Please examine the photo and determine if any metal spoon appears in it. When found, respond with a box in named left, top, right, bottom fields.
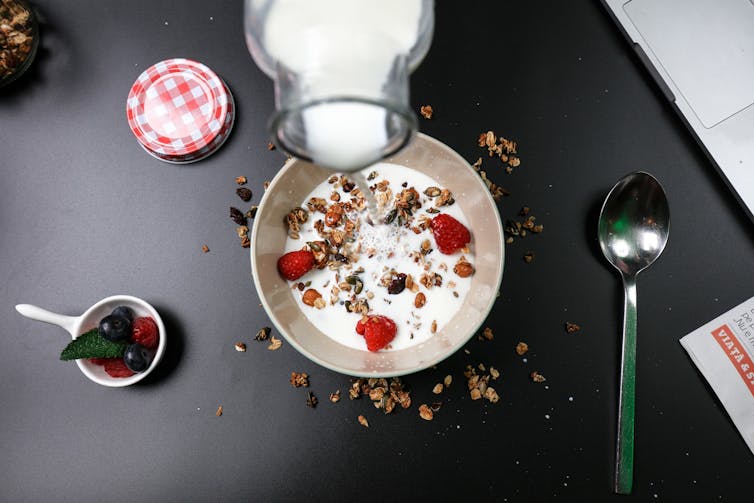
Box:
left=598, top=171, right=670, bottom=494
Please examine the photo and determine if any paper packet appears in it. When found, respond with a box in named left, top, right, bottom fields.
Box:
left=680, top=296, right=754, bottom=455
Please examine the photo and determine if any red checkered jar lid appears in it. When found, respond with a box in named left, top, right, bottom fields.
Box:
left=126, top=58, right=234, bottom=163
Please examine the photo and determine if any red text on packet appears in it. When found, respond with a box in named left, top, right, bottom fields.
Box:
left=711, top=324, right=754, bottom=398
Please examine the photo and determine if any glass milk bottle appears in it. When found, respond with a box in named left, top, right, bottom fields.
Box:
left=244, top=0, right=435, bottom=171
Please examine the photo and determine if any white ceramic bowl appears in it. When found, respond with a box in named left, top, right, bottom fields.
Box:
left=16, top=295, right=167, bottom=387
left=251, top=133, right=504, bottom=377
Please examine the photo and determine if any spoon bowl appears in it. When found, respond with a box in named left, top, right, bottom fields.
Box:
left=599, top=172, right=670, bottom=276
left=15, top=295, right=166, bottom=387
left=598, top=171, right=669, bottom=494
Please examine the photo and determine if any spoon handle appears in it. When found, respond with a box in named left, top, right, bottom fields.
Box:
left=15, top=304, right=79, bottom=337
left=615, top=275, right=637, bottom=494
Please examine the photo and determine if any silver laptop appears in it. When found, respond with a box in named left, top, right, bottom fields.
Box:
left=602, top=0, right=754, bottom=219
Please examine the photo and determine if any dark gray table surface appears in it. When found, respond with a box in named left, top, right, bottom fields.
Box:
left=2, top=1, right=754, bottom=501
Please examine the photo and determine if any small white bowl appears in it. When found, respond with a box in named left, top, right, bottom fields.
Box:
left=251, top=133, right=504, bottom=377
left=16, top=295, right=167, bottom=387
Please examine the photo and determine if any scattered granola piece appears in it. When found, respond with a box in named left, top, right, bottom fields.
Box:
left=236, top=225, right=248, bottom=238
left=236, top=187, right=252, bottom=202
left=418, top=404, right=434, bottom=421
left=484, top=386, right=500, bottom=403
left=241, top=235, right=251, bottom=248
left=215, top=405, right=223, bottom=417
left=531, top=371, right=546, bottom=383
left=523, top=251, right=534, bottom=263
left=201, top=244, right=210, bottom=253
left=267, top=142, right=276, bottom=150
left=329, top=390, right=341, bottom=403
left=420, top=105, right=433, bottom=119
left=235, top=176, right=247, bottom=185
left=357, top=415, right=369, bottom=428
left=246, top=206, right=258, bottom=219
left=516, top=341, right=529, bottom=355
left=444, top=375, right=452, bottom=388
left=255, top=326, right=271, bottom=341
left=263, top=181, right=270, bottom=190
left=290, top=372, right=309, bottom=388
left=432, top=383, right=443, bottom=394
left=482, top=327, right=494, bottom=341
left=470, top=388, right=482, bottom=400
left=490, top=367, right=500, bottom=380
left=306, top=391, right=318, bottom=408
left=431, top=320, right=437, bottom=334
left=565, top=322, right=581, bottom=334
left=234, top=342, right=247, bottom=352
left=267, top=335, right=282, bottom=351
left=230, top=206, right=247, bottom=226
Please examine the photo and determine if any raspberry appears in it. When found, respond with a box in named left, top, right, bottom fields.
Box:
left=89, top=357, right=115, bottom=366
left=430, top=214, right=471, bottom=254
left=104, top=358, right=135, bottom=378
left=355, top=315, right=397, bottom=352
left=277, top=249, right=315, bottom=281
left=131, top=316, right=159, bottom=349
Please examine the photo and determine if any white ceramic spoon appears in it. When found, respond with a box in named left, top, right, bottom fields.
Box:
left=16, top=295, right=166, bottom=387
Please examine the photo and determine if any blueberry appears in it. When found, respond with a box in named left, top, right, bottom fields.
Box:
left=98, top=314, right=131, bottom=342
left=111, top=305, right=134, bottom=321
left=123, top=343, right=151, bottom=373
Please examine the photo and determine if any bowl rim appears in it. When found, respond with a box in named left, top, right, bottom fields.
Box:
left=250, top=132, right=504, bottom=377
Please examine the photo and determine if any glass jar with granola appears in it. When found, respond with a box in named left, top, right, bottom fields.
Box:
left=0, top=0, right=38, bottom=88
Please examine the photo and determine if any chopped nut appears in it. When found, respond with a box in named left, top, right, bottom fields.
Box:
left=290, top=372, right=309, bottom=388
left=490, top=367, right=500, bottom=380
left=267, top=335, right=282, bottom=350
left=357, top=415, right=369, bottom=428
left=418, top=404, right=434, bottom=421
left=484, top=386, right=500, bottom=403
left=329, top=390, right=341, bottom=403
left=302, top=288, right=322, bottom=307
left=414, top=292, right=426, bottom=309
left=246, top=206, right=258, bottom=219
left=516, top=341, right=529, bottom=355
left=565, top=322, right=581, bottom=333
left=236, top=225, right=248, bottom=238
left=420, top=105, right=433, bottom=119
left=531, top=371, right=546, bottom=383
left=453, top=256, right=475, bottom=278
left=235, top=176, right=247, bottom=185
left=432, top=383, right=443, bottom=394
left=470, top=388, right=482, bottom=400
left=240, top=235, right=250, bottom=248
left=266, top=142, right=276, bottom=150
left=482, top=327, right=494, bottom=341
left=201, top=244, right=210, bottom=253
left=215, top=405, right=223, bottom=417
left=444, top=375, right=452, bottom=388
left=255, top=326, right=271, bottom=341
left=234, top=342, right=247, bottom=352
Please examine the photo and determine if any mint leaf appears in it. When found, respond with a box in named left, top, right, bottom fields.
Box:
left=60, top=328, right=127, bottom=361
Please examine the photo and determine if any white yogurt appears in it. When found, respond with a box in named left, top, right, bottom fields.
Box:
left=284, top=163, right=473, bottom=351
